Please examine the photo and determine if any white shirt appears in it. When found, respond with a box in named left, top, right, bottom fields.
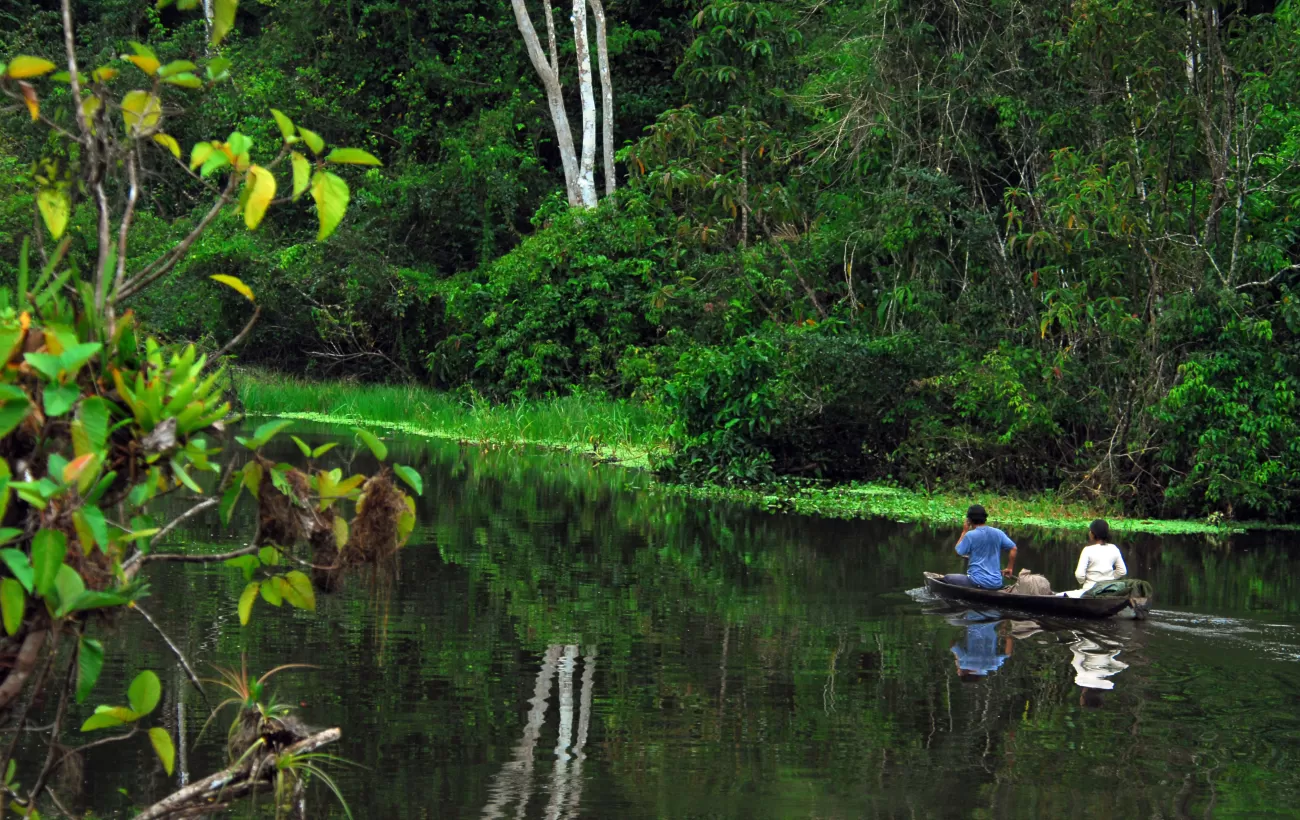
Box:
left=1074, top=543, right=1127, bottom=591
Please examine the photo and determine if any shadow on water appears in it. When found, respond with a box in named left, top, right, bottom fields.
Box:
left=72, top=429, right=1300, bottom=819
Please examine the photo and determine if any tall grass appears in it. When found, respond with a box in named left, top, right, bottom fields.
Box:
left=233, top=370, right=671, bottom=465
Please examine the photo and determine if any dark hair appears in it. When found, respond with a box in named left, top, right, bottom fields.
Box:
left=966, top=504, right=988, bottom=525
left=1080, top=688, right=1106, bottom=709
left=1089, top=519, right=1111, bottom=543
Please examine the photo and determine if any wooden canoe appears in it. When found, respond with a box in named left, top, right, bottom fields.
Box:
left=923, top=572, right=1135, bottom=619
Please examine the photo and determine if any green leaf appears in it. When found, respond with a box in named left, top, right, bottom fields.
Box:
left=0, top=549, right=33, bottom=593
left=76, top=638, right=104, bottom=703
left=281, top=571, right=315, bottom=611
left=0, top=530, right=20, bottom=547
left=30, top=529, right=65, bottom=598
left=223, top=554, right=259, bottom=582
left=0, top=386, right=30, bottom=439
left=121, top=90, right=161, bottom=135
left=290, top=436, right=312, bottom=458
left=290, top=152, right=310, bottom=201
left=238, top=581, right=259, bottom=625
left=127, top=670, right=161, bottom=716
left=205, top=56, right=232, bottom=83
left=52, top=564, right=86, bottom=617
left=212, top=0, right=238, bottom=45
left=311, top=442, right=337, bottom=459
left=298, top=126, right=324, bottom=155
left=78, top=397, right=110, bottom=451
left=219, top=481, right=242, bottom=526
left=270, top=109, right=295, bottom=141
left=43, top=384, right=79, bottom=418
left=353, top=428, right=387, bottom=462
left=23, top=353, right=62, bottom=381
left=325, top=147, right=382, bottom=166
left=162, top=72, right=203, bottom=89
left=257, top=545, right=281, bottom=566
left=158, top=59, right=197, bottom=78
left=76, top=505, right=109, bottom=551
left=65, top=589, right=134, bottom=613
left=252, top=419, right=293, bottom=448
left=149, top=727, right=176, bottom=776
left=0, top=579, right=25, bottom=636
left=260, top=577, right=283, bottom=606
left=80, top=710, right=129, bottom=732
left=310, top=170, right=349, bottom=241
left=393, top=464, right=423, bottom=496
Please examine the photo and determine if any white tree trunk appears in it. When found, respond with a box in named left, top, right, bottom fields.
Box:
left=510, top=0, right=583, bottom=206
left=588, top=0, right=615, bottom=197
left=571, top=0, right=599, bottom=207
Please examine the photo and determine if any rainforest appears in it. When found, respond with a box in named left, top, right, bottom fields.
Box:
left=1, top=0, right=1300, bottom=817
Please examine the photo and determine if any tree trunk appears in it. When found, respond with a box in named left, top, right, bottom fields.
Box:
left=572, top=0, right=599, bottom=207
left=510, top=0, right=582, bottom=206
left=588, top=0, right=615, bottom=197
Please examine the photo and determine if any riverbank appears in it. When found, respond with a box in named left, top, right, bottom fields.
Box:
left=234, top=372, right=1252, bottom=536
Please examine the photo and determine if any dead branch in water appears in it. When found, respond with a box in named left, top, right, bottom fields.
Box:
left=134, top=727, right=341, bottom=820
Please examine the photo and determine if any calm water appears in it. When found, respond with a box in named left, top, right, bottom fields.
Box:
left=76, top=431, right=1300, bottom=818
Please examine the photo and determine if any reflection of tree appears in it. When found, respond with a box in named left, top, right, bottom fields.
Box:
left=482, top=645, right=596, bottom=820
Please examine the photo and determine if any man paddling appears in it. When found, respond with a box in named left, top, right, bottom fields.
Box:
left=942, top=504, right=1017, bottom=589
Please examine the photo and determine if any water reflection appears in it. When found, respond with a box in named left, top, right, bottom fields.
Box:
left=482, top=645, right=596, bottom=820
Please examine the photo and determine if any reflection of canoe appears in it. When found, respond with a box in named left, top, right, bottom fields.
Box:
left=923, top=572, right=1135, bottom=619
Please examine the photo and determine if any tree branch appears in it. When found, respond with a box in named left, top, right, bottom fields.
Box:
left=208, top=306, right=262, bottom=365
left=133, top=605, right=206, bottom=699
left=115, top=175, right=238, bottom=302
left=133, top=728, right=342, bottom=820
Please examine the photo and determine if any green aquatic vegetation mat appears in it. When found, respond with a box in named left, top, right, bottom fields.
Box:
left=239, top=372, right=1295, bottom=535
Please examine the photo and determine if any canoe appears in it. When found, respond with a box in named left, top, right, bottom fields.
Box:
left=923, top=572, right=1136, bottom=619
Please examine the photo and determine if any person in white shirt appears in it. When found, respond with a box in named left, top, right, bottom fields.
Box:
left=1058, top=519, right=1126, bottom=599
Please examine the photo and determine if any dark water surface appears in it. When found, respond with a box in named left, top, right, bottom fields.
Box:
left=81, top=431, right=1300, bottom=818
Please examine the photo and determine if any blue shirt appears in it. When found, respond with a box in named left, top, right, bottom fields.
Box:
left=952, top=619, right=1009, bottom=676
left=956, top=526, right=1016, bottom=588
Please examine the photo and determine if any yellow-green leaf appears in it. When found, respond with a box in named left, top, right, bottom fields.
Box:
left=260, top=577, right=283, bottom=606
left=270, top=108, right=295, bottom=141
left=153, top=133, right=181, bottom=158
left=212, top=0, right=238, bottom=45
left=148, top=727, right=176, bottom=776
left=324, top=147, right=382, bottom=166
left=158, top=59, right=196, bottom=78
left=36, top=187, right=69, bottom=240
left=282, top=570, right=315, bottom=611
left=290, top=152, right=310, bottom=201
left=0, top=579, right=25, bottom=636
left=20, top=82, right=39, bottom=121
left=124, top=54, right=161, bottom=76
left=310, top=171, right=349, bottom=241
left=121, top=90, right=161, bottom=135
left=209, top=274, right=255, bottom=302
left=298, top=126, right=324, bottom=155
left=332, top=515, right=349, bottom=550
left=162, top=72, right=202, bottom=89
left=243, top=164, right=276, bottom=230
left=238, top=581, right=259, bottom=625
left=189, top=141, right=215, bottom=171
left=7, top=56, right=57, bottom=79
left=127, top=670, right=161, bottom=715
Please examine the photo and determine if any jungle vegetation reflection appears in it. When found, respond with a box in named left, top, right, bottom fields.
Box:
left=92, top=431, right=1300, bottom=819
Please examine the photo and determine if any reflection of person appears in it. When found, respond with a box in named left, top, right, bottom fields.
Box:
left=1069, top=632, right=1128, bottom=707
left=942, top=504, right=1017, bottom=589
left=951, top=612, right=1013, bottom=681
left=1059, top=519, right=1127, bottom=598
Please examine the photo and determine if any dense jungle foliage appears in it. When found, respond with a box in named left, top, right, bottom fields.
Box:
left=5, top=0, right=1300, bottom=521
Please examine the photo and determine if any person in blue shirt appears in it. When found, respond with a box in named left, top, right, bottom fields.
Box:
left=942, top=504, right=1017, bottom=589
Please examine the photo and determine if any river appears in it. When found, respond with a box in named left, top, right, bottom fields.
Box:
left=80, top=429, right=1300, bottom=818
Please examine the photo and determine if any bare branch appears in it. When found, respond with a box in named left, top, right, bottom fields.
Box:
left=149, top=497, right=220, bottom=550
left=208, top=306, right=262, bottom=364
left=133, top=605, right=207, bottom=699
left=116, top=175, right=239, bottom=302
